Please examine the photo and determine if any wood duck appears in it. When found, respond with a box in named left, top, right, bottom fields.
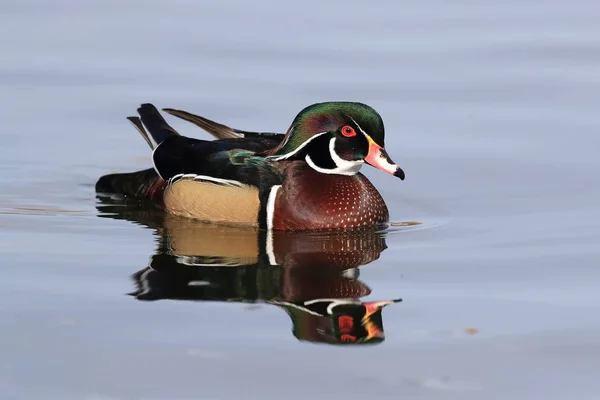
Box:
left=95, top=102, right=405, bottom=231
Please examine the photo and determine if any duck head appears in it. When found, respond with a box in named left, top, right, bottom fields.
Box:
left=267, top=102, right=405, bottom=179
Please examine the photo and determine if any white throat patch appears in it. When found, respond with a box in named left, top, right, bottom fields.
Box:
left=305, top=138, right=363, bottom=176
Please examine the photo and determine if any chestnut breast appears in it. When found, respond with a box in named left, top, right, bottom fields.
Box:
left=272, top=162, right=389, bottom=230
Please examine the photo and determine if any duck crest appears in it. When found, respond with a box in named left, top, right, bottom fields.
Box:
left=266, top=101, right=384, bottom=159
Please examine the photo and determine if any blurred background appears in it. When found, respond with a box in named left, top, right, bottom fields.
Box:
left=1, top=1, right=600, bottom=399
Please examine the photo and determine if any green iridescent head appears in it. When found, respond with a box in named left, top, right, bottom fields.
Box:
left=268, top=102, right=405, bottom=179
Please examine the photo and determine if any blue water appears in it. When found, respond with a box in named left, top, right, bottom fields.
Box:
left=1, top=1, right=600, bottom=399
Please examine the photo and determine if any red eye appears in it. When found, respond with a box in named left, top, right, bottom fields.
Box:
left=341, top=125, right=356, bottom=138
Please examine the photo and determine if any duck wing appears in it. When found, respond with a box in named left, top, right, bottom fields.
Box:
left=162, top=107, right=286, bottom=142
left=137, top=103, right=284, bottom=189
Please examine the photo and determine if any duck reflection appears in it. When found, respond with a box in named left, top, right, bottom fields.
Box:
left=97, top=195, right=401, bottom=345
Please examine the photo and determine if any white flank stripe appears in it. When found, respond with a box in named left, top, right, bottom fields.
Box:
left=266, top=185, right=281, bottom=265
left=266, top=185, right=282, bottom=230
left=349, top=116, right=369, bottom=139
left=266, top=229, right=277, bottom=265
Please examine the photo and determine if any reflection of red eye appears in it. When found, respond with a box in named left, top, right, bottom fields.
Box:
left=341, top=125, right=356, bottom=137
left=340, top=334, right=356, bottom=343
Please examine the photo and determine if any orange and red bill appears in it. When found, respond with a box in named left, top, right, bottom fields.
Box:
left=364, top=135, right=405, bottom=180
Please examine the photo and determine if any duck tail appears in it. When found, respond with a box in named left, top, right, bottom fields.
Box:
left=126, top=116, right=155, bottom=149
left=94, top=104, right=176, bottom=201
left=136, top=103, right=180, bottom=147
left=95, top=168, right=166, bottom=203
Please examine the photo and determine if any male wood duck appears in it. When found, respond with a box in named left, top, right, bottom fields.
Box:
left=95, top=102, right=405, bottom=231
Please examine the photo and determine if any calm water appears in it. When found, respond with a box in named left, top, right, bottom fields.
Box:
left=2, top=1, right=600, bottom=399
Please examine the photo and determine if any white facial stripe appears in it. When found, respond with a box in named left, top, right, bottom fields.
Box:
left=274, top=126, right=293, bottom=153
left=329, top=138, right=364, bottom=174
left=304, top=298, right=361, bottom=314
left=267, top=301, right=322, bottom=317
left=348, top=116, right=369, bottom=139
left=304, top=155, right=324, bottom=173
left=305, top=138, right=363, bottom=176
left=267, top=131, right=328, bottom=161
